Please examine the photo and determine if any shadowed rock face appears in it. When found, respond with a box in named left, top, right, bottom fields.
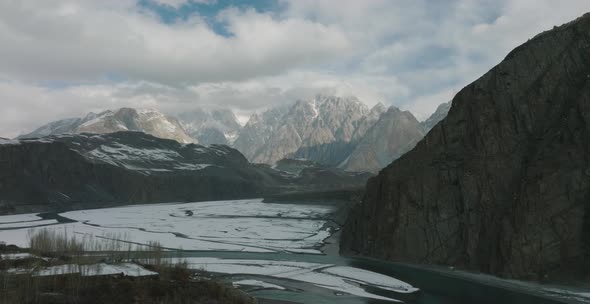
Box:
left=341, top=13, right=590, bottom=280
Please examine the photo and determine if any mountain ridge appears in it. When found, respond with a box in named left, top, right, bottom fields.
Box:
left=19, top=108, right=195, bottom=144
left=18, top=98, right=451, bottom=173
left=0, top=131, right=370, bottom=214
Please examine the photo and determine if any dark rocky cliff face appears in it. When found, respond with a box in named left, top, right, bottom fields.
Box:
left=341, top=13, right=590, bottom=281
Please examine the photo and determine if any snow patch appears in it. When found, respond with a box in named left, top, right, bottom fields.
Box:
left=0, top=219, right=57, bottom=229
left=233, top=280, right=286, bottom=290
left=1, top=253, right=46, bottom=261
left=176, top=257, right=413, bottom=302
left=0, top=199, right=334, bottom=254
left=33, top=263, right=157, bottom=277
left=92, top=144, right=181, bottom=162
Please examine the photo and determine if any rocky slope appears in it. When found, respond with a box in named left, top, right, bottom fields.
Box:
left=421, top=101, right=452, bottom=131
left=342, top=106, right=425, bottom=173
left=233, top=106, right=289, bottom=161
left=341, top=13, right=590, bottom=280
left=177, top=108, right=242, bottom=145
left=19, top=108, right=194, bottom=144
left=234, top=95, right=369, bottom=165
left=0, top=132, right=369, bottom=214
left=288, top=103, right=388, bottom=167
left=351, top=103, right=388, bottom=142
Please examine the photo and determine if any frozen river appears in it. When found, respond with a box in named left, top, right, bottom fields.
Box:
left=0, top=199, right=586, bottom=304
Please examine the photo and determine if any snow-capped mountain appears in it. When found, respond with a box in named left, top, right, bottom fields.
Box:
left=177, top=109, right=242, bottom=145
left=234, top=95, right=369, bottom=164
left=287, top=102, right=387, bottom=167
left=233, top=95, right=430, bottom=172
left=232, top=105, right=290, bottom=161
left=19, top=108, right=194, bottom=144
left=18, top=98, right=445, bottom=173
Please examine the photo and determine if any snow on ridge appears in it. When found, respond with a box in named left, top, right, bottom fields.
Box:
left=87, top=143, right=181, bottom=163
left=159, top=119, right=179, bottom=133
left=310, top=98, right=319, bottom=119
left=172, top=163, right=212, bottom=170
left=136, top=108, right=161, bottom=116
left=79, top=111, right=112, bottom=128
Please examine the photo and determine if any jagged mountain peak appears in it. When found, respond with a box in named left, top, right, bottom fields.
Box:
left=233, top=95, right=427, bottom=171
left=176, top=107, right=242, bottom=146
left=234, top=95, right=371, bottom=165
left=370, top=102, right=386, bottom=112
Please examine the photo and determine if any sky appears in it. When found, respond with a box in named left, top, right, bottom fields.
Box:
left=1, top=0, right=590, bottom=137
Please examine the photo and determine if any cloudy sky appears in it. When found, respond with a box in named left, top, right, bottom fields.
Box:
left=1, top=0, right=589, bottom=137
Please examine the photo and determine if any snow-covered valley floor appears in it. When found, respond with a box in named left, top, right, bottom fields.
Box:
left=0, top=199, right=334, bottom=254
left=0, top=199, right=418, bottom=303
left=2, top=199, right=584, bottom=304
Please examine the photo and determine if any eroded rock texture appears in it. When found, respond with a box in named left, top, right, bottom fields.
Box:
left=341, top=13, right=590, bottom=280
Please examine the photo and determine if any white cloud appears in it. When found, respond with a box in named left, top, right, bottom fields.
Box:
left=1, top=0, right=590, bottom=137
left=0, top=1, right=350, bottom=84
left=149, top=0, right=214, bottom=9
left=150, top=0, right=189, bottom=8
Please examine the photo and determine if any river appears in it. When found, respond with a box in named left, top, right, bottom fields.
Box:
left=0, top=199, right=586, bottom=304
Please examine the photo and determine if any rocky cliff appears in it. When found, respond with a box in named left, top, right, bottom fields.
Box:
left=341, top=13, right=590, bottom=281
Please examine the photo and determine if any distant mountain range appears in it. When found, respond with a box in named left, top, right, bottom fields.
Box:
left=235, top=95, right=450, bottom=172
left=16, top=96, right=451, bottom=173
left=235, top=95, right=370, bottom=165
left=19, top=108, right=195, bottom=144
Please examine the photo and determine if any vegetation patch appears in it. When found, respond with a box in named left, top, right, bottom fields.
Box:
left=0, top=230, right=255, bottom=304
